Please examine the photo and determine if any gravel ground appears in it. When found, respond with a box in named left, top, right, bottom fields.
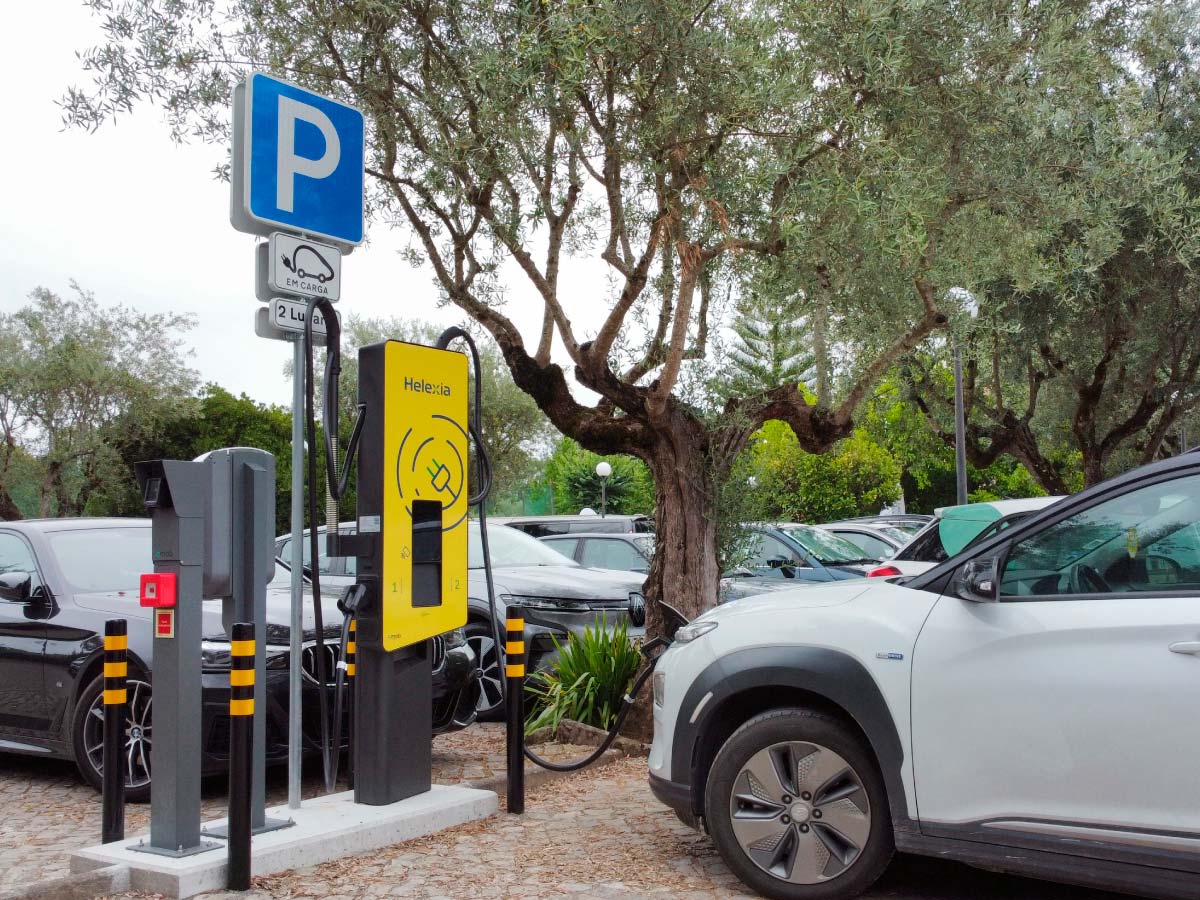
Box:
left=106, top=755, right=1129, bottom=900
left=0, top=725, right=1134, bottom=900
left=0, top=724, right=586, bottom=893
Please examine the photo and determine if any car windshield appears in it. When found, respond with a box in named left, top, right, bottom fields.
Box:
left=47, top=527, right=151, bottom=593
left=634, top=535, right=655, bottom=556
left=778, top=524, right=877, bottom=564
left=468, top=523, right=577, bottom=568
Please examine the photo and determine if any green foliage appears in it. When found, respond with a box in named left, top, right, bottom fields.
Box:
left=724, top=292, right=815, bottom=399
left=543, top=438, right=654, bottom=516
left=114, top=385, right=297, bottom=530
left=525, top=617, right=642, bottom=735
left=749, top=425, right=901, bottom=524
left=0, top=285, right=198, bottom=518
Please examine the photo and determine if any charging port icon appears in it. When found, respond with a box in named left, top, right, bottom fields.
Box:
left=426, top=458, right=451, bottom=493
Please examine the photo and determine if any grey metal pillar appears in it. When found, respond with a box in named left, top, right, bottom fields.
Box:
left=217, top=449, right=282, bottom=832
left=953, top=336, right=968, bottom=506
left=136, top=460, right=216, bottom=857
left=289, top=335, right=305, bottom=810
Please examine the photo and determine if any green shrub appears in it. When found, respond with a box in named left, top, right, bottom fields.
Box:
left=525, top=617, right=641, bottom=735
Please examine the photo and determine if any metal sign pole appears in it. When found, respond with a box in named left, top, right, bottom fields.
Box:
left=288, top=333, right=305, bottom=810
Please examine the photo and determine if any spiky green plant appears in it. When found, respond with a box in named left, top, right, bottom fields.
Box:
left=525, top=616, right=641, bottom=735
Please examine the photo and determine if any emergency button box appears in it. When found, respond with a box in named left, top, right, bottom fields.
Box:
left=140, top=572, right=178, bottom=608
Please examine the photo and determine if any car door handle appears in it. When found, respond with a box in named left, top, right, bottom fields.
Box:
left=1168, top=641, right=1200, bottom=656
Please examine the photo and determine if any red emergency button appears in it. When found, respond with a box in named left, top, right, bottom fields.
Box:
left=140, top=573, right=177, bottom=608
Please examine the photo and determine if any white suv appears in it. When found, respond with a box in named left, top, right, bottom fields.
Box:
left=650, top=453, right=1200, bottom=900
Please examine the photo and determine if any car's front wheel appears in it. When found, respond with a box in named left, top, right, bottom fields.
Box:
left=705, top=708, right=892, bottom=900
left=464, top=620, right=505, bottom=720
left=72, top=674, right=153, bottom=802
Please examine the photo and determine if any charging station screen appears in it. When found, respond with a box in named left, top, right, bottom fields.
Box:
left=381, top=341, right=469, bottom=650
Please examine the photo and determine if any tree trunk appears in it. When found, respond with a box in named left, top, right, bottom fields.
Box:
left=642, top=428, right=721, bottom=638
left=39, top=461, right=62, bottom=518
left=1007, top=422, right=1071, bottom=496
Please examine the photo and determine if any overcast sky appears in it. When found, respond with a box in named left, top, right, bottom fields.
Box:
left=2, top=0, right=612, bottom=410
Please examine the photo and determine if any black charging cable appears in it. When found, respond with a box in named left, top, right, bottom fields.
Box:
left=434, top=327, right=503, bottom=699
left=303, top=295, right=366, bottom=793
left=431, top=326, right=666, bottom=773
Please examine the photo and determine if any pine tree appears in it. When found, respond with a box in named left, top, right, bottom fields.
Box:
left=727, top=294, right=816, bottom=397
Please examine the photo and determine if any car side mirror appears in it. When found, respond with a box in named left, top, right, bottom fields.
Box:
left=0, top=572, right=32, bottom=603
left=954, top=555, right=1000, bottom=603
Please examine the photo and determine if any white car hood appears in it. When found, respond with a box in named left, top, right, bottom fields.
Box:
left=696, top=580, right=873, bottom=623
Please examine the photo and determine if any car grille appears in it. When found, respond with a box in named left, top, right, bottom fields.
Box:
left=302, top=637, right=446, bottom=682
left=301, top=642, right=341, bottom=687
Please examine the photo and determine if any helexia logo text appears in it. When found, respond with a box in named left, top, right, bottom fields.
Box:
left=404, top=377, right=451, bottom=396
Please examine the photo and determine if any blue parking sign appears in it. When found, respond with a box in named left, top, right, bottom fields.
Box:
left=231, top=73, right=364, bottom=247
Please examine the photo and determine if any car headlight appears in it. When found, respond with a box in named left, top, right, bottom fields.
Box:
left=201, top=640, right=289, bottom=671
left=501, top=593, right=591, bottom=612
left=653, top=670, right=665, bottom=707
left=673, top=620, right=718, bottom=644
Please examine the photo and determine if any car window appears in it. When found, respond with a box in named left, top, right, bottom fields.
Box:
left=894, top=521, right=946, bottom=563
left=469, top=524, right=577, bottom=568
left=276, top=536, right=334, bottom=574
left=745, top=533, right=805, bottom=572
left=835, top=531, right=892, bottom=559
left=633, top=519, right=654, bottom=533
left=0, top=533, right=41, bottom=592
left=46, top=527, right=149, bottom=593
left=570, top=519, right=626, bottom=534
left=542, top=537, right=580, bottom=561
left=581, top=538, right=648, bottom=573
left=1000, top=474, right=1200, bottom=597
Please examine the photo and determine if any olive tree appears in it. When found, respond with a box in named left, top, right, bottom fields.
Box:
left=66, top=0, right=1146, bottom=625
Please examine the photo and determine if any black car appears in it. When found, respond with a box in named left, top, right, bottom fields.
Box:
left=0, top=518, right=478, bottom=800
left=278, top=522, right=646, bottom=718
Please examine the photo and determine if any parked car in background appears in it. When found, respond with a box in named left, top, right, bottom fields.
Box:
left=0, top=518, right=471, bottom=802
left=868, top=496, right=1063, bottom=579
left=541, top=532, right=654, bottom=573
left=828, top=514, right=931, bottom=538
left=278, top=522, right=646, bottom=718
left=650, top=452, right=1200, bottom=900
left=818, top=522, right=908, bottom=560
left=493, top=513, right=653, bottom=537
left=728, top=524, right=874, bottom=584
left=540, top=532, right=796, bottom=604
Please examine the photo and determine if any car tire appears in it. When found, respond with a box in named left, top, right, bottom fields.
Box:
left=464, top=620, right=505, bottom=721
left=72, top=674, right=154, bottom=803
left=705, top=708, right=893, bottom=900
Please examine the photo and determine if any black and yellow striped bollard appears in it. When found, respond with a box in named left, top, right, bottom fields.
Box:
left=102, top=619, right=127, bottom=844
left=228, top=623, right=255, bottom=891
left=505, top=606, right=525, bottom=814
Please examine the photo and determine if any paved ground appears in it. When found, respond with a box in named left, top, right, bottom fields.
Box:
left=86, top=753, right=1130, bottom=900
left=0, top=724, right=587, bottom=893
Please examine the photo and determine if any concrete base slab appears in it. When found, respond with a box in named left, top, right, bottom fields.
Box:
left=70, top=785, right=498, bottom=898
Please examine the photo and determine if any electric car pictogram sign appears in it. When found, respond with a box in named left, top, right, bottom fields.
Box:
left=381, top=341, right=469, bottom=651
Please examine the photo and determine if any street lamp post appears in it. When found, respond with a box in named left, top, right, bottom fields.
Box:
left=595, top=461, right=612, bottom=517
left=952, top=292, right=979, bottom=506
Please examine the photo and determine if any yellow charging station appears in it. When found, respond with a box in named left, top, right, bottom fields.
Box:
left=377, top=341, right=469, bottom=650
left=352, top=338, right=470, bottom=803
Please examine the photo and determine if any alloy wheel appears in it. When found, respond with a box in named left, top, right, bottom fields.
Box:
left=84, top=678, right=153, bottom=789
left=465, top=630, right=503, bottom=715
left=728, top=740, right=871, bottom=884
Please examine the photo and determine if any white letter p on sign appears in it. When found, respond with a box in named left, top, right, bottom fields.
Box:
left=276, top=96, right=341, bottom=212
